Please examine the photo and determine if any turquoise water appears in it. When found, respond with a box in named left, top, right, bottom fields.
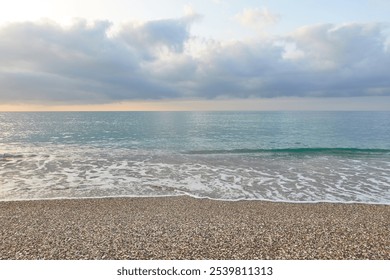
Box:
left=1, top=111, right=389, bottom=203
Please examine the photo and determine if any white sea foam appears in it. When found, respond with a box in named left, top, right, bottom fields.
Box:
left=1, top=144, right=390, bottom=204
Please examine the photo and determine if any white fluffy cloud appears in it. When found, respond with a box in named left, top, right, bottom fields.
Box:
left=0, top=17, right=389, bottom=104
left=235, top=7, right=280, bottom=31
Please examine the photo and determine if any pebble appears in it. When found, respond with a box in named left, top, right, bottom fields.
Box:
left=0, top=196, right=389, bottom=259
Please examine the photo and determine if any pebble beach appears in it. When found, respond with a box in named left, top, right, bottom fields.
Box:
left=0, top=196, right=389, bottom=259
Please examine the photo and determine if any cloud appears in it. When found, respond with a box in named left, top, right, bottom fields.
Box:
left=234, top=7, right=280, bottom=31
left=0, top=17, right=389, bottom=104
left=179, top=23, right=390, bottom=99
left=117, top=11, right=201, bottom=57
left=0, top=18, right=192, bottom=103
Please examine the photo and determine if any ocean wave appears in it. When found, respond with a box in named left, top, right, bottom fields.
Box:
left=185, top=148, right=390, bottom=156
left=1, top=147, right=390, bottom=204
left=0, top=153, right=24, bottom=159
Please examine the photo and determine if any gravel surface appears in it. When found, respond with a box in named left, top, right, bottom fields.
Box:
left=0, top=196, right=389, bottom=259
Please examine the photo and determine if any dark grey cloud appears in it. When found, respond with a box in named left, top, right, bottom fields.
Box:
left=0, top=18, right=184, bottom=103
left=188, top=23, right=390, bottom=98
left=118, top=13, right=201, bottom=57
left=0, top=18, right=389, bottom=104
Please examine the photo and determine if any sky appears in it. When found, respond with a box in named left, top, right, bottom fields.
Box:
left=0, top=0, right=390, bottom=111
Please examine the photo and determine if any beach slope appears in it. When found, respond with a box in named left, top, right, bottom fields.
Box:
left=0, top=196, right=388, bottom=259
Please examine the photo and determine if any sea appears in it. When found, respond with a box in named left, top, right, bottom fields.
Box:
left=0, top=111, right=389, bottom=204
